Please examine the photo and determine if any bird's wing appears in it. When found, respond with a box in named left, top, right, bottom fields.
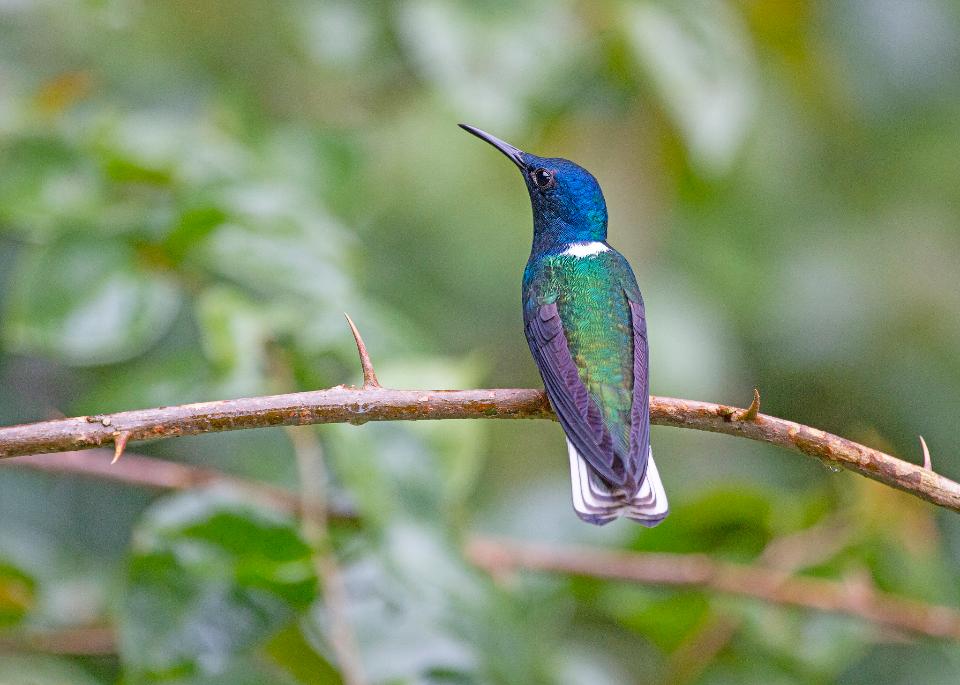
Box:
left=624, top=292, right=651, bottom=486
left=525, top=301, right=627, bottom=487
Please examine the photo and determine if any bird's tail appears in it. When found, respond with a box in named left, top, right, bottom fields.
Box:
left=566, top=440, right=669, bottom=526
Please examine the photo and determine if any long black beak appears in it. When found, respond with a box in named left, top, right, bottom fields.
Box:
left=459, top=124, right=526, bottom=170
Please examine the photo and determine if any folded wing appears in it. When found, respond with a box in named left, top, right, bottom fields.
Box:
left=525, top=293, right=667, bottom=525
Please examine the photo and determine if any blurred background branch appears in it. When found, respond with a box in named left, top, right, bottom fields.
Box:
left=0, top=626, right=116, bottom=657
left=465, top=538, right=960, bottom=642
left=6, top=448, right=960, bottom=648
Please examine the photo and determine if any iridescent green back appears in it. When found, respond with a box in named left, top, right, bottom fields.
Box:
left=524, top=250, right=636, bottom=454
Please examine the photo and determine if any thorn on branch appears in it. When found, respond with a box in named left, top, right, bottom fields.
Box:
left=735, top=388, right=761, bottom=422
left=919, top=435, right=933, bottom=471
left=111, top=431, right=130, bottom=464
left=344, top=313, right=381, bottom=389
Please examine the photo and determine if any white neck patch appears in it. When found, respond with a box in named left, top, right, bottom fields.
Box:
left=561, top=241, right=610, bottom=258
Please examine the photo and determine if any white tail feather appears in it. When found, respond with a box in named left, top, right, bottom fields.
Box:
left=566, top=440, right=669, bottom=526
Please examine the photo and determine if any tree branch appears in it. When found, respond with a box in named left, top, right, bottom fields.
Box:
left=465, top=537, right=960, bottom=642
left=667, top=513, right=856, bottom=683
left=8, top=449, right=355, bottom=522
left=0, top=626, right=115, bottom=656
left=0, top=321, right=956, bottom=514
left=7, top=450, right=960, bottom=644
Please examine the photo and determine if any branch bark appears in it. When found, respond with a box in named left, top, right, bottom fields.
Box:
left=0, top=320, right=956, bottom=513
left=0, top=389, right=956, bottom=513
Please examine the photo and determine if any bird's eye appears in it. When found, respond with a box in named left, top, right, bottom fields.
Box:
left=531, top=167, right=555, bottom=189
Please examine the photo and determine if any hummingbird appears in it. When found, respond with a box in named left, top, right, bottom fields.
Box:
left=461, top=124, right=668, bottom=526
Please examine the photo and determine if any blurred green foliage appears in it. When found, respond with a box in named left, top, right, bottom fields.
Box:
left=2, top=0, right=960, bottom=683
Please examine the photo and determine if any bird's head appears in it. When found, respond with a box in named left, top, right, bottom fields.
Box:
left=460, top=124, right=608, bottom=248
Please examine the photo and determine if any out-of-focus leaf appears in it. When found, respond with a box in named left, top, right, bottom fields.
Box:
left=600, top=587, right=709, bottom=651
left=197, top=185, right=351, bottom=307
left=0, top=560, right=35, bottom=627
left=696, top=654, right=804, bottom=685
left=739, top=609, right=869, bottom=680
left=0, top=135, right=96, bottom=238
left=837, top=642, right=960, bottom=685
left=4, top=238, right=181, bottom=365
left=308, top=542, right=477, bottom=682
left=163, top=206, right=228, bottom=264
left=101, top=154, right=173, bottom=186
left=99, top=114, right=246, bottom=188
left=554, top=644, right=633, bottom=685
left=630, top=488, right=774, bottom=558
left=306, top=523, right=554, bottom=684
left=264, top=623, right=341, bottom=685
left=0, top=655, right=104, bottom=685
left=645, top=269, right=744, bottom=400
left=379, top=357, right=487, bottom=517
left=395, top=0, right=582, bottom=128
left=124, top=656, right=302, bottom=685
left=117, top=488, right=317, bottom=681
left=195, top=286, right=269, bottom=397
left=76, top=339, right=212, bottom=412
left=624, top=0, right=757, bottom=176
left=824, top=0, right=960, bottom=118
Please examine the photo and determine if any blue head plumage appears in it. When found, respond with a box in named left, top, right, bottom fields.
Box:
left=459, top=124, right=608, bottom=253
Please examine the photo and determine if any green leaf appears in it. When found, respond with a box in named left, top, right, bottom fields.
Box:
left=164, top=207, right=228, bottom=264
left=623, top=0, right=757, bottom=176
left=305, top=523, right=554, bottom=684
left=836, top=642, right=960, bottom=685
left=0, top=560, right=35, bottom=627
left=3, top=237, right=181, bottom=365
left=0, top=655, right=104, bottom=685
left=118, top=488, right=317, bottom=681
left=196, top=202, right=350, bottom=308
left=0, top=135, right=95, bottom=239
left=375, top=357, right=487, bottom=515
left=631, top=488, right=774, bottom=558
left=302, top=532, right=478, bottom=682
left=394, top=1, right=581, bottom=127
left=264, top=623, right=342, bottom=685
left=75, top=340, right=212, bottom=412
left=599, top=587, right=710, bottom=651
left=195, top=286, right=270, bottom=397
left=121, top=657, right=302, bottom=685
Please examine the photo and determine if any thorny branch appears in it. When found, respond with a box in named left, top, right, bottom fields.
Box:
left=6, top=450, right=960, bottom=644
left=0, top=318, right=956, bottom=515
